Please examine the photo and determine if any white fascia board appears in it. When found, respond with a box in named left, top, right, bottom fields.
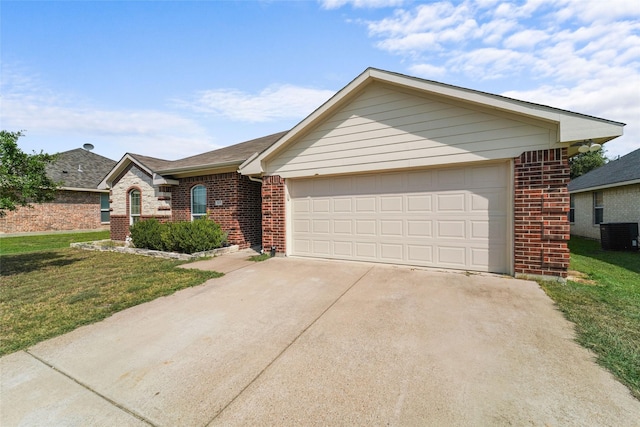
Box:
left=569, top=179, right=640, bottom=194
left=239, top=70, right=372, bottom=175
left=239, top=68, right=626, bottom=175
left=98, top=154, right=154, bottom=189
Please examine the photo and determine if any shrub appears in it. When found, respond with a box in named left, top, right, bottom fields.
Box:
left=129, top=218, right=165, bottom=251
left=161, top=219, right=227, bottom=254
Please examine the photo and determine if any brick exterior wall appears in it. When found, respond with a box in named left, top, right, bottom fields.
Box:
left=571, top=184, right=640, bottom=240
left=262, top=175, right=286, bottom=254
left=110, top=168, right=261, bottom=248
left=171, top=173, right=262, bottom=249
left=514, top=148, right=570, bottom=279
left=0, top=190, right=109, bottom=233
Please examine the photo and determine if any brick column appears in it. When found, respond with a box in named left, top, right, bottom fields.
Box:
left=262, top=175, right=286, bottom=254
left=514, top=148, right=570, bottom=280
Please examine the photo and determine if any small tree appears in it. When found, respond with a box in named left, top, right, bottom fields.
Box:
left=0, top=130, right=59, bottom=217
left=570, top=149, right=608, bottom=179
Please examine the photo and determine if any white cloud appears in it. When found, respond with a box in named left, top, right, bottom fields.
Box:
left=409, top=63, right=447, bottom=78
left=176, top=84, right=336, bottom=122
left=319, top=0, right=404, bottom=9
left=1, top=66, right=216, bottom=160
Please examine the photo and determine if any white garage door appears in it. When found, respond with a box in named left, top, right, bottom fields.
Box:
left=289, top=163, right=509, bottom=273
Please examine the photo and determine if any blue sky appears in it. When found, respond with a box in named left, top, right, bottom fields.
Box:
left=2, top=0, right=639, bottom=162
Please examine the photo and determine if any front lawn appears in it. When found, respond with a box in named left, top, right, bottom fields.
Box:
left=0, top=230, right=110, bottom=255
left=540, top=236, right=640, bottom=400
left=0, top=244, right=221, bottom=356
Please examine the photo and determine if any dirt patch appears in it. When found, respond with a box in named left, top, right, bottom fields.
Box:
left=567, top=270, right=598, bottom=285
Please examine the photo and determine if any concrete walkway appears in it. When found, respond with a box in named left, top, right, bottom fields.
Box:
left=2, top=256, right=639, bottom=426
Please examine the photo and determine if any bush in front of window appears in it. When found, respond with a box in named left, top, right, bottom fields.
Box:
left=161, top=220, right=227, bottom=254
left=129, top=218, right=227, bottom=254
left=129, top=218, right=165, bottom=251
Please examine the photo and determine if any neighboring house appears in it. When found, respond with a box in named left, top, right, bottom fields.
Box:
left=568, top=148, right=640, bottom=240
left=102, top=68, right=624, bottom=280
left=99, top=132, right=286, bottom=249
left=0, top=148, right=116, bottom=234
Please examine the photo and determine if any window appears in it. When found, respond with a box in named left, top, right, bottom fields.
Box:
left=100, top=193, right=110, bottom=223
left=568, top=194, right=575, bottom=223
left=593, top=191, right=604, bottom=225
left=130, top=189, right=141, bottom=225
left=191, top=185, right=207, bottom=220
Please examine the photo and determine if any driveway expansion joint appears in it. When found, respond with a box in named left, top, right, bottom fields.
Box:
left=206, top=265, right=375, bottom=425
left=24, top=350, right=156, bottom=427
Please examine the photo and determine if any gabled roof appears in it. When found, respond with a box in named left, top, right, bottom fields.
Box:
left=47, top=148, right=116, bottom=191
left=99, top=132, right=285, bottom=189
left=568, top=148, right=640, bottom=193
left=240, top=67, right=625, bottom=176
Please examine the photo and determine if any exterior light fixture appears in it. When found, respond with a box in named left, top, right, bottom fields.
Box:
left=577, top=139, right=601, bottom=153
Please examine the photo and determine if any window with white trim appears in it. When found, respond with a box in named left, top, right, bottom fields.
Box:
left=130, top=189, right=141, bottom=225
left=568, top=194, right=575, bottom=223
left=191, top=185, right=207, bottom=220
left=593, top=191, right=604, bottom=225
left=100, top=193, right=110, bottom=223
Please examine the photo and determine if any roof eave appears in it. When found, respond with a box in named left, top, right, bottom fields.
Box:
left=569, top=179, right=640, bottom=194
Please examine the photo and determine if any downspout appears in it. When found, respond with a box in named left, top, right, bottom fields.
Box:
left=247, top=175, right=263, bottom=183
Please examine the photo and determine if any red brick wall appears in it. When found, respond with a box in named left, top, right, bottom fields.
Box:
left=514, top=148, right=570, bottom=279
left=262, top=175, right=286, bottom=254
left=171, top=173, right=262, bottom=249
left=110, top=215, right=129, bottom=241
left=0, top=190, right=109, bottom=233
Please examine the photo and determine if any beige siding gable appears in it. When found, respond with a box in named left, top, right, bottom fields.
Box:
left=265, top=82, right=557, bottom=178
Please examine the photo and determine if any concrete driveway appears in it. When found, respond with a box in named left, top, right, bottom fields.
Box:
left=2, top=256, right=639, bottom=426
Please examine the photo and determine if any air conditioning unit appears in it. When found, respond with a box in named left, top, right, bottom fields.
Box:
left=600, top=222, right=639, bottom=251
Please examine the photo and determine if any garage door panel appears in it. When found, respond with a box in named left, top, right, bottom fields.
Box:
left=289, top=163, right=508, bottom=273
left=438, top=246, right=466, bottom=267
left=437, top=193, right=466, bottom=212
left=380, top=220, right=403, bottom=237
left=407, top=220, right=432, bottom=237
left=380, top=243, right=403, bottom=261
left=333, top=241, right=353, bottom=257
left=312, top=219, right=330, bottom=234
left=333, top=219, right=352, bottom=234
left=437, top=221, right=466, bottom=238
left=355, top=242, right=377, bottom=258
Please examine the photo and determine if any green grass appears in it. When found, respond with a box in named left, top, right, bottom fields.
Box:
left=248, top=253, right=271, bottom=262
left=0, top=246, right=222, bottom=356
left=540, top=236, right=640, bottom=400
left=0, top=230, right=110, bottom=255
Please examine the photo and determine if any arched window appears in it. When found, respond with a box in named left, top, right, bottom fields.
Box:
left=191, top=185, right=207, bottom=220
left=129, top=189, right=141, bottom=225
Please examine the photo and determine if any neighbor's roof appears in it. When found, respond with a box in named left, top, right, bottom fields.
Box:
left=569, top=148, right=640, bottom=193
left=47, top=148, right=116, bottom=191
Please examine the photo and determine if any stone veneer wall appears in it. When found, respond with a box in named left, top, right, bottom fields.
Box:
left=110, top=163, right=171, bottom=241
left=0, top=190, right=109, bottom=233
left=514, top=148, right=570, bottom=280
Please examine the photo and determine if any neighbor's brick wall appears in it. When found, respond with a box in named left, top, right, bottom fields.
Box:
left=0, top=190, right=109, bottom=234
left=570, top=183, right=640, bottom=240
left=514, top=148, right=570, bottom=279
left=262, top=175, right=286, bottom=254
left=172, top=173, right=262, bottom=249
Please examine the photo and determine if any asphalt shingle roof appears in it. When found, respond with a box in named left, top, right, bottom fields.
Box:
left=568, top=148, right=640, bottom=192
left=126, top=131, right=287, bottom=174
left=47, top=148, right=117, bottom=190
